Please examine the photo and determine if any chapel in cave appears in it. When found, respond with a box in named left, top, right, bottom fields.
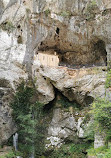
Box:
left=34, top=51, right=59, bottom=67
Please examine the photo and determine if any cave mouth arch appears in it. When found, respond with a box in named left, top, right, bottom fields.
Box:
left=36, top=38, right=107, bottom=69
left=91, top=39, right=107, bottom=66
left=57, top=39, right=107, bottom=69
left=84, top=96, right=94, bottom=106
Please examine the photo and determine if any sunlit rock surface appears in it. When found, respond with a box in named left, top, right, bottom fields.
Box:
left=38, top=66, right=106, bottom=105
left=46, top=108, right=85, bottom=148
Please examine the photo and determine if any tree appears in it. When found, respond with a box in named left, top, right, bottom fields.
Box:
left=11, top=81, right=45, bottom=157
left=91, top=97, right=111, bottom=143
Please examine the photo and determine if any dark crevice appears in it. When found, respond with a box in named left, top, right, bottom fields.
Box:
left=43, top=99, right=55, bottom=112
left=43, top=87, right=57, bottom=112
left=56, top=27, right=60, bottom=35
left=84, top=96, right=94, bottom=106
left=43, top=86, right=81, bottom=112
left=17, top=25, right=21, bottom=29
left=55, top=87, right=81, bottom=109
left=91, top=40, right=107, bottom=66
left=17, top=35, right=23, bottom=44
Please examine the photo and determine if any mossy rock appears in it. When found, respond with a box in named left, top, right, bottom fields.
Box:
left=44, top=9, right=51, bottom=17
left=17, top=35, right=23, bottom=44
left=0, top=79, right=11, bottom=88
left=0, top=21, right=15, bottom=32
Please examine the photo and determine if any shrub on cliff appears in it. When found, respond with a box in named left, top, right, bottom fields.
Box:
left=0, top=21, right=15, bottom=32
left=91, top=97, right=111, bottom=142
left=105, top=69, right=111, bottom=88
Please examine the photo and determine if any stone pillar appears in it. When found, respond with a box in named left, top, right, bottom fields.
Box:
left=94, top=131, right=106, bottom=148
left=106, top=44, right=111, bottom=67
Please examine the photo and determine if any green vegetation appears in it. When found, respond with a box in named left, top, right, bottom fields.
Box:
left=87, top=144, right=111, bottom=158
left=91, top=97, right=111, bottom=141
left=83, top=120, right=95, bottom=142
left=83, top=97, right=111, bottom=145
left=105, top=69, right=111, bottom=88
left=84, top=97, right=111, bottom=157
left=10, top=81, right=45, bottom=157
left=57, top=96, right=79, bottom=109
left=44, top=9, right=51, bottom=17
left=85, top=0, right=98, bottom=21
left=26, top=8, right=31, bottom=14
left=48, top=142, right=92, bottom=158
left=107, top=61, right=111, bottom=70
left=87, top=145, right=108, bottom=157
left=0, top=21, right=15, bottom=32
left=0, top=151, right=15, bottom=158
left=58, top=99, right=79, bottom=108
left=8, top=76, right=111, bottom=158
left=0, top=150, right=22, bottom=158
left=60, top=11, right=72, bottom=17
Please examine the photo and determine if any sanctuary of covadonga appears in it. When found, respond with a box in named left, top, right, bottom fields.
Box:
left=34, top=51, right=59, bottom=67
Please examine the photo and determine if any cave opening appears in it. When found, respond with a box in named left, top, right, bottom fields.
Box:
left=17, top=35, right=23, bottom=44
left=17, top=25, right=21, bottom=29
left=58, top=39, right=107, bottom=68
left=84, top=96, right=94, bottom=106
left=92, top=40, right=107, bottom=66
left=56, top=27, right=60, bottom=35
left=37, top=37, right=107, bottom=69
left=43, top=99, right=55, bottom=113
left=43, top=88, right=81, bottom=113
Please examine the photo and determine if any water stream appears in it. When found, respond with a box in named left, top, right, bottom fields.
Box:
left=13, top=133, right=18, bottom=151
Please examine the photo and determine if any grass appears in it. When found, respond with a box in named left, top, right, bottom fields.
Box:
left=60, top=11, right=72, bottom=17
left=87, top=146, right=108, bottom=156
left=0, top=150, right=23, bottom=158
left=0, top=151, right=15, bottom=158
left=105, top=69, right=111, bottom=88
left=87, top=143, right=111, bottom=158
left=44, top=9, right=51, bottom=17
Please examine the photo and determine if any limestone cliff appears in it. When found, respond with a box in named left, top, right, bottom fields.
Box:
left=0, top=0, right=111, bottom=148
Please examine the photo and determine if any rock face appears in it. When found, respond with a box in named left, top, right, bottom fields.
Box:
left=32, top=0, right=111, bottom=67
left=0, top=0, right=4, bottom=16
left=46, top=108, right=84, bottom=148
left=0, top=0, right=110, bottom=147
left=0, top=80, right=16, bottom=145
left=38, top=66, right=106, bottom=105
left=94, top=132, right=106, bottom=149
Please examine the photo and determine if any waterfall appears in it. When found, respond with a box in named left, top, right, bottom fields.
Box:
left=30, top=153, right=34, bottom=158
left=13, top=133, right=18, bottom=151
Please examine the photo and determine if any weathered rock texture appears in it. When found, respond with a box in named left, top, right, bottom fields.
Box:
left=0, top=0, right=111, bottom=147
left=46, top=108, right=84, bottom=148
left=0, top=80, right=16, bottom=145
